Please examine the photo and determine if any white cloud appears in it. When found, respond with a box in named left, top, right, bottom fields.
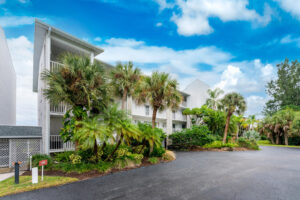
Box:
left=274, top=0, right=300, bottom=20
left=154, top=0, right=174, bottom=10
left=0, top=16, right=34, bottom=27
left=156, top=22, right=163, bottom=27
left=280, top=35, right=300, bottom=47
left=7, top=36, right=37, bottom=126
left=158, top=0, right=272, bottom=36
left=245, top=95, right=267, bottom=118
left=18, top=0, right=30, bottom=3
left=94, top=37, right=102, bottom=42
left=0, top=0, right=5, bottom=4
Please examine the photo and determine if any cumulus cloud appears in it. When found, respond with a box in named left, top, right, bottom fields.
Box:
left=245, top=95, right=267, bottom=118
left=0, top=16, right=35, bottom=27
left=274, top=0, right=300, bottom=20
left=7, top=36, right=37, bottom=126
left=157, top=0, right=272, bottom=36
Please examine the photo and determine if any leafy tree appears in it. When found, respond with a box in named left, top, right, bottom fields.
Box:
left=220, top=92, right=246, bottom=143
left=206, top=88, right=224, bottom=110
left=264, top=59, right=300, bottom=115
left=135, top=71, right=182, bottom=128
left=246, top=115, right=258, bottom=131
left=110, top=62, right=141, bottom=110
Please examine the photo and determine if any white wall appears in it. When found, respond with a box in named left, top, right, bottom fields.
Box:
left=0, top=27, right=16, bottom=125
left=184, top=79, right=210, bottom=109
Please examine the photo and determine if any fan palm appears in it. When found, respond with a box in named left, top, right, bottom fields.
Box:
left=206, top=88, right=224, bottom=110
left=74, top=117, right=110, bottom=162
left=110, top=62, right=141, bottom=110
left=42, top=53, right=109, bottom=113
left=135, top=71, right=182, bottom=128
left=137, top=123, right=162, bottom=155
left=220, top=92, right=246, bottom=143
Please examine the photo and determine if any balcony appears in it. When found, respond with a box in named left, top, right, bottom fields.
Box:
left=50, top=102, right=67, bottom=115
left=172, top=112, right=187, bottom=121
left=50, top=61, right=64, bottom=72
left=49, top=135, right=75, bottom=153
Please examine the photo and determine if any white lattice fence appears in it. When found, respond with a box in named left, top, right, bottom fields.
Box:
left=9, top=138, right=41, bottom=168
left=0, top=139, right=9, bottom=167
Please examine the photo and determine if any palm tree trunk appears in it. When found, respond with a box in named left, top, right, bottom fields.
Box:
left=121, top=89, right=128, bottom=110
left=269, top=133, right=275, bottom=144
left=284, top=133, right=289, bottom=145
left=223, top=113, right=231, bottom=143
left=106, top=134, right=123, bottom=161
left=276, top=134, right=280, bottom=145
left=94, top=140, right=98, bottom=162
left=152, top=107, right=158, bottom=128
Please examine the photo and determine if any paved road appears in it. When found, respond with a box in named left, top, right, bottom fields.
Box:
left=3, top=146, right=300, bottom=200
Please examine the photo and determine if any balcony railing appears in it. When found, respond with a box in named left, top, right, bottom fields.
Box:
left=50, top=61, right=64, bottom=72
left=50, top=102, right=67, bottom=115
left=50, top=135, right=75, bottom=153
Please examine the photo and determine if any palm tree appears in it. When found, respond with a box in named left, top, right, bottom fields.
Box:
left=221, top=92, right=246, bottom=143
left=137, top=123, right=163, bottom=155
left=246, top=115, right=258, bottom=130
left=206, top=88, right=224, bottom=110
left=135, top=71, right=182, bottom=128
left=42, top=53, right=109, bottom=113
left=110, top=62, right=141, bottom=110
left=74, top=117, right=110, bottom=162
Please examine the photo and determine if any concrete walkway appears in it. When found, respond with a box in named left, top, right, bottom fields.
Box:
left=3, top=146, right=300, bottom=200
left=0, top=172, right=14, bottom=182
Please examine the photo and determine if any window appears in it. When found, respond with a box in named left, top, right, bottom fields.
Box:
left=172, top=111, right=176, bottom=119
left=182, top=124, right=186, bottom=129
left=145, top=105, right=150, bottom=116
left=172, top=124, right=176, bottom=132
left=163, top=123, right=166, bottom=128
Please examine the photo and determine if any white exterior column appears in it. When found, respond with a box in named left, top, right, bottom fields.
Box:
left=90, top=52, right=94, bottom=64
left=41, top=29, right=51, bottom=155
left=166, top=108, right=172, bottom=135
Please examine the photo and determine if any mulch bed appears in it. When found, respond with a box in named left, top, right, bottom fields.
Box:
left=22, top=159, right=165, bottom=180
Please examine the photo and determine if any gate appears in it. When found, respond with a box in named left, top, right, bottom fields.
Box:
left=0, top=139, right=9, bottom=167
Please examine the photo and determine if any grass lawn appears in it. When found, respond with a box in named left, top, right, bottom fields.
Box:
left=257, top=140, right=300, bottom=148
left=0, top=176, right=78, bottom=197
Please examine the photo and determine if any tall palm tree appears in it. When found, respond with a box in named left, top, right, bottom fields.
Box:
left=74, top=117, right=110, bottom=162
left=135, top=71, right=182, bottom=128
left=206, top=88, right=224, bottom=110
left=110, top=62, right=141, bottom=110
left=246, top=115, right=258, bottom=130
left=42, top=53, right=109, bottom=113
left=221, top=92, right=246, bottom=143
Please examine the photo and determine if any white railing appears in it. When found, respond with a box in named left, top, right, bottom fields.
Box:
left=173, top=112, right=187, bottom=121
left=49, top=135, right=75, bottom=153
left=50, top=61, right=64, bottom=72
left=50, top=102, right=67, bottom=114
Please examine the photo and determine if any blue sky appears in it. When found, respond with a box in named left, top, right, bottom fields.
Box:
left=1, top=0, right=300, bottom=125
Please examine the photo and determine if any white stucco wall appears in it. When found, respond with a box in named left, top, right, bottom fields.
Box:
left=184, top=79, right=210, bottom=109
left=0, top=27, right=16, bottom=125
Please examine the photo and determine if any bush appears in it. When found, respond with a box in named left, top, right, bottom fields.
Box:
left=77, top=149, right=94, bottom=163
left=127, top=153, right=144, bottom=165
left=31, top=154, right=53, bottom=169
left=243, top=130, right=260, bottom=141
left=238, top=138, right=259, bottom=150
left=148, top=157, right=159, bottom=164
left=54, top=151, right=74, bottom=162
left=203, top=141, right=238, bottom=148
left=260, top=134, right=267, bottom=140
left=257, top=140, right=271, bottom=145
left=69, top=154, right=82, bottom=164
left=150, top=146, right=166, bottom=157
left=169, top=125, right=214, bottom=149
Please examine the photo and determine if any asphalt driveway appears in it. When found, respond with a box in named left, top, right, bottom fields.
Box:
left=3, top=146, right=300, bottom=200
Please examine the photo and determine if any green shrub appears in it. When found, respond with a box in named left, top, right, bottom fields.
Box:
left=77, top=149, right=94, bottom=163
left=127, top=153, right=144, bottom=165
left=102, top=144, right=116, bottom=160
left=169, top=125, right=214, bottom=149
left=260, top=134, right=268, bottom=140
left=69, top=154, right=82, bottom=164
left=54, top=151, right=74, bottom=162
left=238, top=138, right=259, bottom=150
left=150, top=146, right=166, bottom=157
left=148, top=157, right=159, bottom=164
left=243, top=130, right=260, bottom=141
left=203, top=141, right=238, bottom=148
left=31, top=154, right=53, bottom=169
left=116, top=147, right=129, bottom=158
left=257, top=140, right=271, bottom=145
left=97, top=161, right=113, bottom=172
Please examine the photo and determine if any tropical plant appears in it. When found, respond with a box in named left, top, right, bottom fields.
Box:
left=42, top=53, right=109, bottom=113
left=220, top=92, right=246, bottom=143
left=135, top=71, right=182, bottom=128
left=110, top=61, right=141, bottom=110
left=137, top=123, right=164, bottom=155
left=206, top=88, right=224, bottom=110
left=243, top=130, right=260, bottom=141
left=74, top=117, right=110, bottom=162
left=246, top=115, right=258, bottom=131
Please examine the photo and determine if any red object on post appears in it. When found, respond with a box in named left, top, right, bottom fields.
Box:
left=39, top=160, right=48, bottom=166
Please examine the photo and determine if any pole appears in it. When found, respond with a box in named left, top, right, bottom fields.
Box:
left=41, top=166, right=44, bottom=181
left=30, top=156, right=32, bottom=171
left=14, top=162, right=19, bottom=184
